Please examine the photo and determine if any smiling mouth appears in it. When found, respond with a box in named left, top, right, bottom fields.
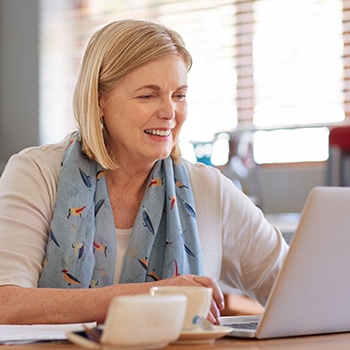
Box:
left=144, top=129, right=171, bottom=137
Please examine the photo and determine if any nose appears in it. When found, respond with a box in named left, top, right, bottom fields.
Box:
left=157, top=97, right=176, bottom=120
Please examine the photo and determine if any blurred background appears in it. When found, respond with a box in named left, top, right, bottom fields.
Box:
left=1, top=0, right=350, bottom=219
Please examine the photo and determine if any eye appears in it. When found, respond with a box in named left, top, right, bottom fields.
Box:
left=173, top=93, right=186, bottom=101
left=138, top=94, right=155, bottom=100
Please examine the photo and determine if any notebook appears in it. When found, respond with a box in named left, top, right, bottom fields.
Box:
left=221, top=186, right=350, bottom=339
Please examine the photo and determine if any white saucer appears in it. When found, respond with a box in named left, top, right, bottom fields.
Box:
left=173, top=326, right=232, bottom=345
left=66, top=331, right=170, bottom=350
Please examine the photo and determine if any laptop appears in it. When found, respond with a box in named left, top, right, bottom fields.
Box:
left=221, top=186, right=350, bottom=339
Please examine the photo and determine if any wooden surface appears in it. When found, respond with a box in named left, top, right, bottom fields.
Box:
left=221, top=293, right=265, bottom=316
left=3, top=332, right=350, bottom=350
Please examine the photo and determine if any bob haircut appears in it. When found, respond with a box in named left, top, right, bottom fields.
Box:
left=73, top=19, right=193, bottom=169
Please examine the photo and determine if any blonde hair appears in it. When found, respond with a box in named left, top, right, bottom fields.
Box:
left=73, top=19, right=192, bottom=169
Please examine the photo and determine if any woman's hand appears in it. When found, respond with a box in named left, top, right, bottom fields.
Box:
left=158, top=274, right=225, bottom=325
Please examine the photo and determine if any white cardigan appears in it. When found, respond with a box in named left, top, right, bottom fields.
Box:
left=0, top=133, right=288, bottom=305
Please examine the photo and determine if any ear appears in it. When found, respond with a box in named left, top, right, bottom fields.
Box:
left=98, top=92, right=106, bottom=117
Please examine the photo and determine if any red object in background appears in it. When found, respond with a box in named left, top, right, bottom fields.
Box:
left=329, top=125, right=350, bottom=150
left=327, top=125, right=350, bottom=186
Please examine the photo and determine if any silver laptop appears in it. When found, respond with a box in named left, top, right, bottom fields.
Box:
left=221, top=186, right=350, bottom=339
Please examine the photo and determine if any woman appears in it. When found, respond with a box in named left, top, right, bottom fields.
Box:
left=0, top=19, right=288, bottom=325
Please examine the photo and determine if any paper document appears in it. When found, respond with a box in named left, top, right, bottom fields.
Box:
left=0, top=322, right=96, bottom=344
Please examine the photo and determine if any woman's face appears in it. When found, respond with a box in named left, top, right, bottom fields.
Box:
left=99, top=54, right=188, bottom=168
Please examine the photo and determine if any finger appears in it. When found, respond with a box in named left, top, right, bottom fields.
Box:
left=207, top=310, right=216, bottom=325
left=207, top=278, right=225, bottom=312
left=209, top=298, right=221, bottom=324
left=192, top=275, right=225, bottom=312
left=213, top=288, right=225, bottom=311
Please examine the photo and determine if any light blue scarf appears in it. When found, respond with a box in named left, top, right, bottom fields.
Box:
left=38, top=132, right=203, bottom=288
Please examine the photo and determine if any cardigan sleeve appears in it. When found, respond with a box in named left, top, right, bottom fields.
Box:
left=187, top=161, right=289, bottom=306
left=0, top=141, right=65, bottom=287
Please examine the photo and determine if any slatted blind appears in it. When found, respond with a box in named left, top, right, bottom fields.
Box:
left=40, top=0, right=348, bottom=163
left=235, top=1, right=254, bottom=122
left=40, top=0, right=237, bottom=144
left=343, top=0, right=350, bottom=117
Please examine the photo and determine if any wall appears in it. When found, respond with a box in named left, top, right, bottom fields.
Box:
left=259, top=162, right=326, bottom=213
left=0, top=0, right=39, bottom=172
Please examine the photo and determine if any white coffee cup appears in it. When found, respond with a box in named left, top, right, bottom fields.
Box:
left=150, top=286, right=212, bottom=331
left=101, top=294, right=187, bottom=348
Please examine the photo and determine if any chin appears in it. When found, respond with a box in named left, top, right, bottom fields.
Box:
left=155, top=150, right=172, bottom=161
left=144, top=145, right=173, bottom=162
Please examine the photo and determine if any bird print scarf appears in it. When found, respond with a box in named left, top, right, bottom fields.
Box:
left=38, top=132, right=204, bottom=288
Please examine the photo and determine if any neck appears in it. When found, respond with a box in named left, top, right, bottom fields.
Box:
left=105, top=165, right=152, bottom=192
left=104, top=165, right=154, bottom=229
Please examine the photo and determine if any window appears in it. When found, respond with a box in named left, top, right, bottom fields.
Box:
left=39, top=0, right=348, bottom=164
left=252, top=0, right=344, bottom=163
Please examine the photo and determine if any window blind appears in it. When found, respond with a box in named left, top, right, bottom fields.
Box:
left=40, top=0, right=237, bottom=144
left=40, top=0, right=349, bottom=163
left=343, top=0, right=350, bottom=117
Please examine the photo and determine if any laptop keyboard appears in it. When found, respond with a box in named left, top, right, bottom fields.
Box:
left=228, top=321, right=259, bottom=330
